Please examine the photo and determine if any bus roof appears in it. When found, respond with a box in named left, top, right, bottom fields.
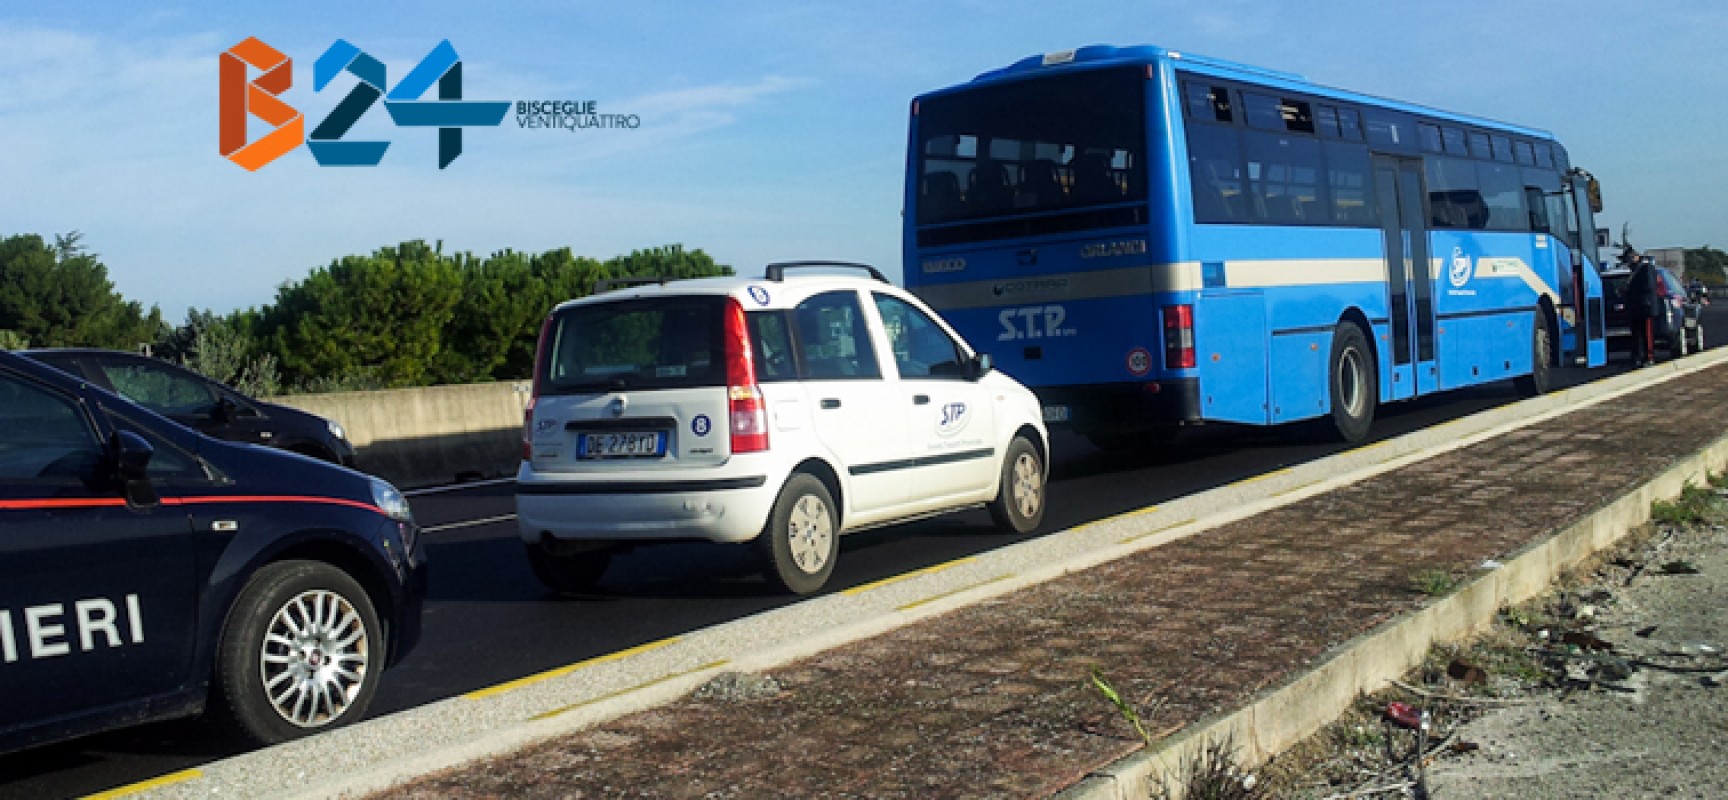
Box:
left=942, top=43, right=1557, bottom=143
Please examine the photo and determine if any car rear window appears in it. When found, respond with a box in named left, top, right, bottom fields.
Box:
left=542, top=296, right=729, bottom=394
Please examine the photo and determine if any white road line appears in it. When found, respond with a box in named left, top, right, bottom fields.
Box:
left=423, top=513, right=517, bottom=534
left=406, top=477, right=515, bottom=497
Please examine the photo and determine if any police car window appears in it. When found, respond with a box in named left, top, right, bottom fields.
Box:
left=98, top=360, right=219, bottom=416
left=0, top=372, right=104, bottom=482
left=792, top=291, right=881, bottom=380
left=106, top=410, right=208, bottom=481
left=871, top=294, right=965, bottom=379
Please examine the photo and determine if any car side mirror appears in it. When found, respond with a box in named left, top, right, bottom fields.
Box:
left=111, top=430, right=159, bottom=506
left=211, top=395, right=237, bottom=423
left=965, top=352, right=994, bottom=381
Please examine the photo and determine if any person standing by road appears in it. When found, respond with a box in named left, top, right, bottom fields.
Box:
left=1627, top=254, right=1661, bottom=366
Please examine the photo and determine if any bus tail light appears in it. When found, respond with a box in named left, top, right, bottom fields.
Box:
left=724, top=298, right=770, bottom=453
left=523, top=314, right=555, bottom=461
left=1163, top=304, right=1196, bottom=369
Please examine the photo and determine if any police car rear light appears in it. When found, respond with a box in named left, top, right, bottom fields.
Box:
left=1163, top=304, right=1195, bottom=369
left=724, top=299, right=769, bottom=453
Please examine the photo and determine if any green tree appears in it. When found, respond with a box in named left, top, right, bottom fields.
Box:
left=253, top=241, right=730, bottom=390
left=603, top=244, right=733, bottom=282
left=156, top=309, right=281, bottom=397
left=257, top=241, right=463, bottom=389
left=1685, top=247, right=1728, bottom=287
left=0, top=232, right=163, bottom=349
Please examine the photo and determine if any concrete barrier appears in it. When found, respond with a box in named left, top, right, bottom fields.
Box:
left=272, top=381, right=529, bottom=488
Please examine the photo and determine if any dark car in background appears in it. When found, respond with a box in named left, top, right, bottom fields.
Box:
left=1600, top=266, right=1704, bottom=360
left=21, top=348, right=356, bottom=467
left=0, top=350, right=425, bottom=754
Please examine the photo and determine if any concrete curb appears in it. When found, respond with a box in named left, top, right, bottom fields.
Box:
left=1055, top=371, right=1728, bottom=799
left=141, top=351, right=1728, bottom=800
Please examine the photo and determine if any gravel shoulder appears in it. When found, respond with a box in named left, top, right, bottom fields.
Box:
left=1261, top=488, right=1728, bottom=799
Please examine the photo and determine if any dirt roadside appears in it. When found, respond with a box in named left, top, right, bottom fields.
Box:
left=1258, top=486, right=1728, bottom=799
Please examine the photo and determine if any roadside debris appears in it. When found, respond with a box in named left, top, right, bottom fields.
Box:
left=1258, top=493, right=1728, bottom=798
left=691, top=671, right=782, bottom=702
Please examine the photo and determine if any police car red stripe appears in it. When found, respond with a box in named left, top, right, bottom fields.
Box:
left=0, top=496, right=385, bottom=515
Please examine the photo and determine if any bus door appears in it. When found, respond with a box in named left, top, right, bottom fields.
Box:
left=1567, top=172, right=1607, bottom=367
left=1372, top=155, right=1438, bottom=400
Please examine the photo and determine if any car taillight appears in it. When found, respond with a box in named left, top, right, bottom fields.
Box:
left=523, top=314, right=554, bottom=461
left=724, top=298, right=769, bottom=453
left=1163, top=304, right=1195, bottom=369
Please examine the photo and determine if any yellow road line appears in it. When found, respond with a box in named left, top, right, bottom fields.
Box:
left=1119, top=518, right=1196, bottom=544
left=529, top=660, right=730, bottom=722
left=896, top=574, right=1014, bottom=611
left=465, top=637, right=680, bottom=699
left=81, top=769, right=202, bottom=799
left=1232, top=467, right=1291, bottom=486
left=841, top=557, right=977, bottom=596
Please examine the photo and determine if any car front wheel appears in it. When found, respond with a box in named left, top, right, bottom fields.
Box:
left=215, top=560, right=383, bottom=744
left=988, top=436, right=1046, bottom=534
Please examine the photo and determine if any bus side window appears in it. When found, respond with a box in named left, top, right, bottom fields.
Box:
left=1324, top=140, right=1376, bottom=226
left=1187, top=125, right=1247, bottom=223
left=1425, top=157, right=1478, bottom=229
left=1525, top=187, right=1550, bottom=233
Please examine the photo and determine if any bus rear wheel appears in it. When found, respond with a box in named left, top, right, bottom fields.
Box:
left=1326, top=323, right=1376, bottom=443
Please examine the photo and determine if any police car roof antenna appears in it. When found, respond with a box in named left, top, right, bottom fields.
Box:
left=765, top=261, right=888, bottom=284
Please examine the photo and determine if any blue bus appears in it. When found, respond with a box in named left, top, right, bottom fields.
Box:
left=904, top=45, right=1607, bottom=446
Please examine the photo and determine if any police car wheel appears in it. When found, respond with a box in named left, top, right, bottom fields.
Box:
left=215, top=560, right=383, bottom=744
left=757, top=473, right=838, bottom=595
left=988, top=436, right=1045, bottom=534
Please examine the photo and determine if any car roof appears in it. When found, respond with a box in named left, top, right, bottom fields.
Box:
left=18, top=347, right=122, bottom=357
left=0, top=349, right=93, bottom=387
left=551, top=267, right=901, bottom=314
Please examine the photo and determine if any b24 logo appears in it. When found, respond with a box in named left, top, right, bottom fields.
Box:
left=998, top=305, right=1076, bottom=341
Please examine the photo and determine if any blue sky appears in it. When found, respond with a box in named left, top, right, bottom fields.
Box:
left=3, top=1, right=1725, bottom=318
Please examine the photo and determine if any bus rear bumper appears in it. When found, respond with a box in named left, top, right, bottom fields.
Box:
left=1035, top=379, right=1201, bottom=435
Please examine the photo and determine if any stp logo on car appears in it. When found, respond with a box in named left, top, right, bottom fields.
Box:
left=936, top=402, right=970, bottom=437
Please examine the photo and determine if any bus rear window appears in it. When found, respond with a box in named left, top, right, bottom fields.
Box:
left=915, top=67, right=1148, bottom=227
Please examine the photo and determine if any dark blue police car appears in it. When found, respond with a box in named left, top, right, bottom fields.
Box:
left=0, top=350, right=426, bottom=754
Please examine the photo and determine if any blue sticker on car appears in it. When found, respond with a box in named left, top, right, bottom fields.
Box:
left=692, top=414, right=712, bottom=436
left=747, top=286, right=771, bottom=306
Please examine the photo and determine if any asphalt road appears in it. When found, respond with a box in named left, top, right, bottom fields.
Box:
left=4, top=304, right=1719, bottom=799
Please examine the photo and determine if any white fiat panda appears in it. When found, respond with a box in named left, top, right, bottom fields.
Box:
left=515, top=262, right=1049, bottom=595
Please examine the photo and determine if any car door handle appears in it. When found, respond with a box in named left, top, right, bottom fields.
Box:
left=821, top=398, right=841, bottom=409
left=913, top=395, right=930, bottom=405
